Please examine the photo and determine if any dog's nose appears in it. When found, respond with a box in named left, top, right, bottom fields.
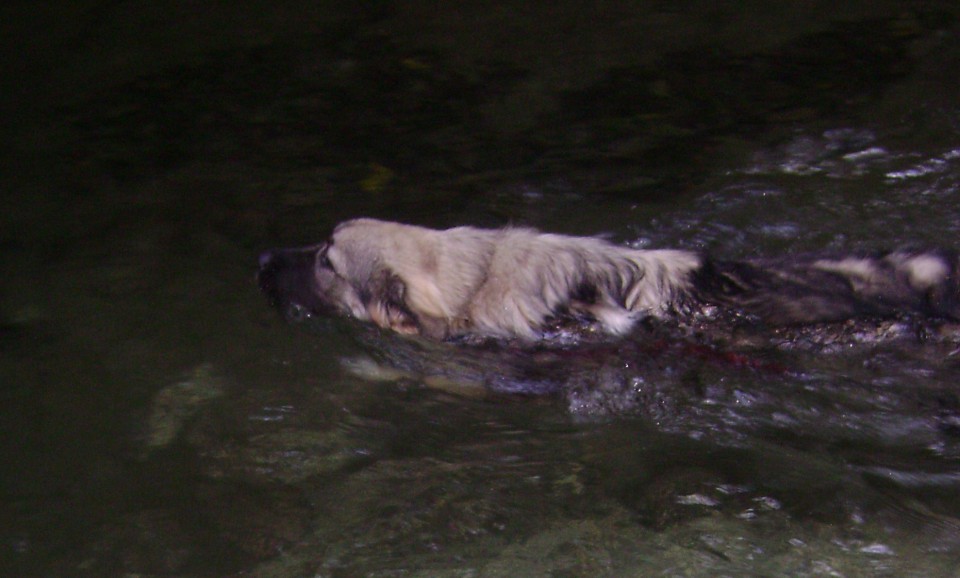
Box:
left=258, top=250, right=276, bottom=270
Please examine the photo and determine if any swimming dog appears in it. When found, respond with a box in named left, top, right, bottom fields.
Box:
left=258, top=218, right=960, bottom=342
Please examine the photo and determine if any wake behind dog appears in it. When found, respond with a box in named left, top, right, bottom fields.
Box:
left=257, top=218, right=960, bottom=345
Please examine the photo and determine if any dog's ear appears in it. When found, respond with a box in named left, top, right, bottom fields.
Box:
left=366, top=273, right=421, bottom=335
left=364, top=271, right=452, bottom=339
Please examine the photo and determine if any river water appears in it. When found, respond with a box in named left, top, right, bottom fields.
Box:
left=3, top=3, right=960, bottom=577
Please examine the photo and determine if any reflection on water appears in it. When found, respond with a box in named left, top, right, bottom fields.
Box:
left=629, top=135, right=960, bottom=259
left=4, top=4, right=960, bottom=577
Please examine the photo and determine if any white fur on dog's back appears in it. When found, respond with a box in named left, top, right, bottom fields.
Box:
left=329, top=219, right=702, bottom=340
left=467, top=228, right=700, bottom=338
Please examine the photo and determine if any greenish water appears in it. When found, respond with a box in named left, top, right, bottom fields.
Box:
left=3, top=3, right=960, bottom=576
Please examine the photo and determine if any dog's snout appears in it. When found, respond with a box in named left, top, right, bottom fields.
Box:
left=257, top=246, right=327, bottom=321
left=258, top=250, right=276, bottom=270
left=257, top=247, right=317, bottom=273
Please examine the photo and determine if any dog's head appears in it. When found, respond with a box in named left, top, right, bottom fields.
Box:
left=257, top=219, right=438, bottom=336
left=257, top=242, right=366, bottom=323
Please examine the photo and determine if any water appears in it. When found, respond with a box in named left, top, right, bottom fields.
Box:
left=4, top=4, right=960, bottom=576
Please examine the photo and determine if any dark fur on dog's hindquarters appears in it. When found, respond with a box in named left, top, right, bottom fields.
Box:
left=257, top=219, right=960, bottom=342
left=692, top=250, right=960, bottom=326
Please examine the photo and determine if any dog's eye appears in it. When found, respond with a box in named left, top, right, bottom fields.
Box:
left=317, top=248, right=333, bottom=270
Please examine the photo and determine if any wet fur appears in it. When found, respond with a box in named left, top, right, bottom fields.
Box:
left=258, top=218, right=960, bottom=342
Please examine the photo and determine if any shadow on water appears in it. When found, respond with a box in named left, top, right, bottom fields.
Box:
left=4, top=2, right=960, bottom=576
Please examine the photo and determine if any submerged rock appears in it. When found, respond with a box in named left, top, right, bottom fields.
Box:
left=142, top=364, right=225, bottom=454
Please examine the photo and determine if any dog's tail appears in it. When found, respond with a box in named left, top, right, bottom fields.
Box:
left=692, top=249, right=960, bottom=325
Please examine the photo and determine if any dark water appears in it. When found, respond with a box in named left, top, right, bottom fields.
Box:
left=4, top=3, right=960, bottom=576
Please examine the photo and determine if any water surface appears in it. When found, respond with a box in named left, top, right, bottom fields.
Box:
left=3, top=4, right=960, bottom=576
